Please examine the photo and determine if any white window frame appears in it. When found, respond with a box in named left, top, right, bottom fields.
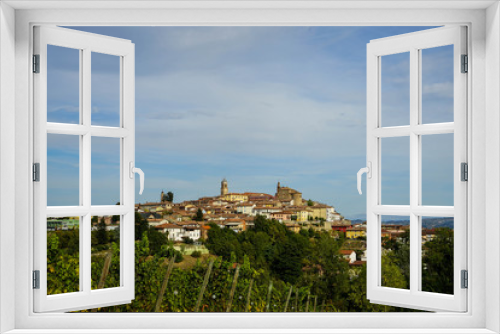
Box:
left=0, top=1, right=499, bottom=333
left=366, top=26, right=468, bottom=312
left=33, top=25, right=136, bottom=313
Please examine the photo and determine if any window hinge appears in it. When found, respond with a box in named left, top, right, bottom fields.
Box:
left=461, top=162, right=468, bottom=182
left=461, top=54, right=468, bottom=73
left=461, top=270, right=468, bottom=289
left=33, top=54, right=40, bottom=73
left=33, top=163, right=40, bottom=182
left=33, top=270, right=40, bottom=289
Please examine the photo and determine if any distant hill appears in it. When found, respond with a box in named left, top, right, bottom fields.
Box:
left=349, top=217, right=454, bottom=229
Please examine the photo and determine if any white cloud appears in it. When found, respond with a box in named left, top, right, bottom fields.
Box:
left=422, top=82, right=453, bottom=98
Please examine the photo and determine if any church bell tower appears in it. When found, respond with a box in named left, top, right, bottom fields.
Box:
left=221, top=178, right=228, bottom=196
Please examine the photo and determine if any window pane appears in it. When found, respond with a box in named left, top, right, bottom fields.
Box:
left=381, top=52, right=410, bottom=127
left=91, top=52, right=121, bottom=127
left=47, top=45, right=80, bottom=124
left=381, top=215, right=410, bottom=290
left=47, top=134, right=80, bottom=206
left=421, top=217, right=454, bottom=294
left=421, top=45, right=454, bottom=124
left=421, top=134, right=454, bottom=206
left=91, top=137, right=120, bottom=205
left=91, top=215, right=121, bottom=290
left=381, top=137, right=410, bottom=205
left=47, top=217, right=80, bottom=295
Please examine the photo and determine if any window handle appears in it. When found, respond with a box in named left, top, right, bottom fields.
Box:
left=357, top=162, right=372, bottom=195
left=129, top=162, right=145, bottom=195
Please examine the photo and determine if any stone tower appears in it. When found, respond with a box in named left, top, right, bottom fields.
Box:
left=161, top=190, right=165, bottom=203
left=221, top=178, right=228, bottom=196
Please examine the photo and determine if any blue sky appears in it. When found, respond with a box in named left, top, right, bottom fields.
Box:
left=46, top=26, right=454, bottom=219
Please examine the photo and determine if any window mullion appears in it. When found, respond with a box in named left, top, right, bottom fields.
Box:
left=82, top=47, right=92, bottom=294
left=409, top=47, right=420, bottom=294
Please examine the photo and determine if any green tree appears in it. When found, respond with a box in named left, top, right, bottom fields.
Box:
left=96, top=217, right=108, bottom=245
left=307, top=232, right=349, bottom=309
left=273, top=236, right=304, bottom=284
left=58, top=229, right=79, bottom=255
left=384, top=230, right=410, bottom=284
left=135, top=212, right=149, bottom=241
left=307, top=199, right=314, bottom=206
left=381, top=254, right=408, bottom=289
left=422, top=228, right=454, bottom=294
left=194, top=208, right=204, bottom=221
left=163, top=191, right=174, bottom=202
left=147, top=227, right=168, bottom=255
left=182, top=236, right=194, bottom=244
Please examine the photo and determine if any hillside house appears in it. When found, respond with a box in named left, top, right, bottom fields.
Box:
left=340, top=250, right=357, bottom=264
left=346, top=226, right=366, bottom=239
left=235, top=202, right=255, bottom=215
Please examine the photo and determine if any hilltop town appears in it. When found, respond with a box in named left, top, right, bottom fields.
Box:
left=134, top=180, right=350, bottom=241
left=46, top=180, right=453, bottom=309
left=48, top=179, right=447, bottom=269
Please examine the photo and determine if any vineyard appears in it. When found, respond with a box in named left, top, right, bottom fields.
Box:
left=49, top=234, right=347, bottom=312
left=46, top=216, right=453, bottom=313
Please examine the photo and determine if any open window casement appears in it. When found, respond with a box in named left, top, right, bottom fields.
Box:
left=363, top=26, right=467, bottom=312
left=33, top=26, right=142, bottom=312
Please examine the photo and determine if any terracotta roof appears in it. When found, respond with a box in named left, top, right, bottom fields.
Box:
left=155, top=223, right=182, bottom=229
left=347, top=227, right=366, bottom=231
left=339, top=250, right=355, bottom=256
left=225, top=218, right=245, bottom=223
left=349, top=261, right=366, bottom=267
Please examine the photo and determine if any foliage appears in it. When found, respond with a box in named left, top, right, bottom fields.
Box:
left=46, top=217, right=453, bottom=313
left=162, top=191, right=174, bottom=202
left=383, top=230, right=410, bottom=284
left=182, top=237, right=195, bottom=245
left=96, top=217, right=108, bottom=245
left=194, top=208, right=204, bottom=221
left=191, top=250, right=202, bottom=258
left=135, top=212, right=149, bottom=241
left=422, top=228, right=454, bottom=294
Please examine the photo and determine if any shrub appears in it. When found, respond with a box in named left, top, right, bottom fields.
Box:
left=174, top=251, right=184, bottom=263
left=191, top=250, right=202, bottom=258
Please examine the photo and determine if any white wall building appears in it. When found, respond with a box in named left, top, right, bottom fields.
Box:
left=235, top=203, right=255, bottom=215
left=155, top=223, right=200, bottom=242
left=326, top=207, right=341, bottom=222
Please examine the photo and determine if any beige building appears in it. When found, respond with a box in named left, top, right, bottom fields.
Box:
left=221, top=178, right=228, bottom=196
left=221, top=193, right=248, bottom=202
left=275, top=182, right=303, bottom=205
left=235, top=202, right=255, bottom=215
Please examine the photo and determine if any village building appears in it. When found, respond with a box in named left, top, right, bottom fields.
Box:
left=155, top=223, right=201, bottom=242
left=340, top=250, right=357, bottom=263
left=275, top=182, right=303, bottom=206
left=222, top=218, right=246, bottom=232
left=284, top=223, right=301, bottom=233
left=221, top=193, right=248, bottom=202
left=270, top=211, right=293, bottom=222
left=253, top=206, right=282, bottom=218
left=288, top=206, right=312, bottom=222
left=332, top=221, right=352, bottom=233
left=346, top=226, right=366, bottom=239
left=245, top=193, right=275, bottom=202
left=235, top=202, right=255, bottom=215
